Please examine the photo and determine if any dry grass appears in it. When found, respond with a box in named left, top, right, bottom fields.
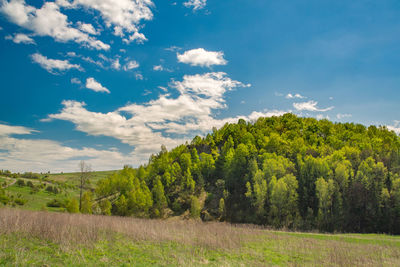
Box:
left=0, top=208, right=257, bottom=250
left=1, top=208, right=399, bottom=266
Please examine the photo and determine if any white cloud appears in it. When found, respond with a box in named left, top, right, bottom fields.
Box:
left=184, top=0, right=207, bottom=11
left=0, top=124, right=35, bottom=136
left=316, top=114, right=330, bottom=120
left=123, top=60, right=139, bottom=71
left=44, top=72, right=285, bottom=165
left=293, top=100, right=334, bottom=112
left=56, top=0, right=153, bottom=42
left=31, top=53, right=83, bottom=74
left=387, top=126, right=400, bottom=135
left=111, top=58, right=121, bottom=70
left=177, top=48, right=227, bottom=67
left=123, top=31, right=147, bottom=44
left=0, top=123, right=133, bottom=172
left=66, top=51, right=77, bottom=57
left=77, top=21, right=100, bottom=35
left=135, top=73, right=144, bottom=80
left=286, top=93, right=305, bottom=99
left=336, top=113, right=352, bottom=120
left=158, top=86, right=168, bottom=92
left=5, top=33, right=35, bottom=44
left=153, top=65, right=164, bottom=71
left=0, top=0, right=110, bottom=50
left=85, top=78, right=110, bottom=93
left=165, top=46, right=181, bottom=52
left=70, top=77, right=81, bottom=84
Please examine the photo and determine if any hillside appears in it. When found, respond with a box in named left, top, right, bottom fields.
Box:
left=0, top=170, right=117, bottom=212
left=94, top=114, right=400, bottom=234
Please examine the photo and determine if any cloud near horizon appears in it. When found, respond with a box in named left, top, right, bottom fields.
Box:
left=42, top=72, right=285, bottom=168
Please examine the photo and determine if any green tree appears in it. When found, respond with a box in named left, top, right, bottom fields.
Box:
left=81, top=191, right=93, bottom=214
left=66, top=198, right=79, bottom=213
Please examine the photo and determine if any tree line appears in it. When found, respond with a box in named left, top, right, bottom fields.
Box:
left=94, top=114, right=400, bottom=234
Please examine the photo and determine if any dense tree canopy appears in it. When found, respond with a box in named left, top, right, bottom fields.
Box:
left=95, top=114, right=400, bottom=234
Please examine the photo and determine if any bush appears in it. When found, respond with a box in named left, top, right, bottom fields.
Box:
left=190, top=196, right=201, bottom=219
left=66, top=198, right=79, bottom=213
left=14, top=198, right=27, bottom=206
left=0, top=190, right=9, bottom=205
left=16, top=179, right=25, bottom=187
left=26, top=181, right=34, bottom=188
left=46, top=199, right=64, bottom=208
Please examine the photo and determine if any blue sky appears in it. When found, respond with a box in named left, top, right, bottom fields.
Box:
left=1, top=0, right=400, bottom=172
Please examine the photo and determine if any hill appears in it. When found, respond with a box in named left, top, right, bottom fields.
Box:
left=94, top=114, right=400, bottom=234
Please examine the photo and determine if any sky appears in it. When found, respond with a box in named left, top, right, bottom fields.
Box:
left=1, top=0, right=400, bottom=173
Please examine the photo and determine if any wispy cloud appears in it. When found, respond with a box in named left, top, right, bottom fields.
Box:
left=293, top=100, right=334, bottom=112
left=5, top=33, right=35, bottom=44
left=31, top=53, right=83, bottom=74
left=336, top=113, right=352, bottom=120
left=286, top=93, right=306, bottom=99
left=184, top=0, right=207, bottom=11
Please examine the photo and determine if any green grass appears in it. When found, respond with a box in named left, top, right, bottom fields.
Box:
left=1, top=170, right=117, bottom=212
left=5, top=183, right=78, bottom=211
left=45, top=170, right=117, bottom=188
left=0, top=209, right=399, bottom=266
left=1, top=229, right=399, bottom=266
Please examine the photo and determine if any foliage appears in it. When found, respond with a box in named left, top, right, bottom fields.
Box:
left=80, top=191, right=93, bottom=214
left=95, top=114, right=400, bottom=233
left=66, top=198, right=79, bottom=213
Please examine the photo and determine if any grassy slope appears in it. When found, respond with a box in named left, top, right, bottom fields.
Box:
left=0, top=209, right=399, bottom=266
left=44, top=170, right=116, bottom=188
left=1, top=170, right=117, bottom=211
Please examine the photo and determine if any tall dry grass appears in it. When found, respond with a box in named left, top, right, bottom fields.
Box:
left=0, top=208, right=258, bottom=250
left=1, top=208, right=399, bottom=266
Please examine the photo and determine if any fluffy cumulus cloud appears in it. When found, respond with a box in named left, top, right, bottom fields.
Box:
left=85, top=77, right=110, bottom=93
left=31, top=53, right=82, bottom=74
left=57, top=0, right=153, bottom=42
left=177, top=48, right=227, bottom=67
left=0, top=0, right=110, bottom=50
left=0, top=123, right=132, bottom=172
left=184, top=0, right=207, bottom=11
left=123, top=60, right=139, bottom=71
left=387, top=121, right=400, bottom=135
left=77, top=21, right=100, bottom=35
left=5, top=33, right=35, bottom=44
left=293, top=100, right=334, bottom=112
left=44, top=72, right=285, bottom=164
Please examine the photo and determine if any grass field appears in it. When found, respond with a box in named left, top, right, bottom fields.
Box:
left=0, top=208, right=399, bottom=266
left=1, top=170, right=117, bottom=212
left=44, top=170, right=117, bottom=188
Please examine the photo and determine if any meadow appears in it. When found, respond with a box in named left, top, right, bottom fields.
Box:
left=0, top=170, right=116, bottom=212
left=0, top=208, right=399, bottom=266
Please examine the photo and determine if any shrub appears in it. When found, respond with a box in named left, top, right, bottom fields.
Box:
left=47, top=199, right=64, bottom=208
left=16, top=179, right=25, bottom=187
left=66, top=198, right=79, bottom=213
left=190, top=196, right=201, bottom=219
left=14, top=198, right=27, bottom=206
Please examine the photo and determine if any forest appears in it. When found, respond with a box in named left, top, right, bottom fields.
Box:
left=94, top=114, right=400, bottom=234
